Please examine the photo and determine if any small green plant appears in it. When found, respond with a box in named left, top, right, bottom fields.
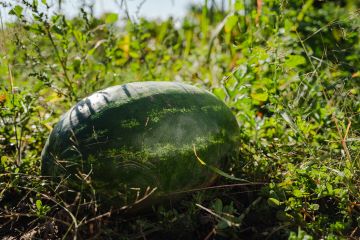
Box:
left=34, top=199, right=50, bottom=217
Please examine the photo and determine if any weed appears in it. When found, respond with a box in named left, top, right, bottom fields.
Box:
left=0, top=0, right=359, bottom=239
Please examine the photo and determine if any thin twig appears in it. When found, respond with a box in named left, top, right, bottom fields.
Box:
left=170, top=182, right=266, bottom=196
left=333, top=116, right=352, bottom=160
left=203, top=228, right=216, bottom=240
left=0, top=212, right=71, bottom=227
left=82, top=211, right=112, bottom=225
left=196, top=203, right=239, bottom=227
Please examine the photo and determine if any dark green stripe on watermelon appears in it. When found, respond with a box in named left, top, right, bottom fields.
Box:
left=41, top=81, right=239, bottom=206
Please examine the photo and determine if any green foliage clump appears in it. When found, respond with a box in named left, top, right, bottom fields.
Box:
left=0, top=0, right=359, bottom=239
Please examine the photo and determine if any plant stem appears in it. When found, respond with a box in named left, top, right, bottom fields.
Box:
left=44, top=23, right=76, bottom=102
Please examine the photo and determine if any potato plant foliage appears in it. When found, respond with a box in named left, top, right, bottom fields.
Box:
left=0, top=0, right=359, bottom=239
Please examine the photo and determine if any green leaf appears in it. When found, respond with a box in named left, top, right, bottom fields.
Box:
left=105, top=13, right=118, bottom=24
left=1, top=156, right=8, bottom=167
left=213, top=87, right=226, bottom=100
left=213, top=199, right=223, bottom=212
left=251, top=85, right=268, bottom=102
left=9, top=5, right=23, bottom=18
left=276, top=210, right=293, bottom=221
left=234, top=65, right=247, bottom=80
left=252, top=47, right=269, bottom=62
left=293, top=189, right=306, bottom=197
left=310, top=204, right=319, bottom=211
left=285, top=55, right=306, bottom=68
left=224, top=15, right=238, bottom=33
left=326, top=183, right=333, bottom=195
left=217, top=220, right=230, bottom=230
left=32, top=0, right=38, bottom=9
left=51, top=25, right=63, bottom=35
left=234, top=0, right=244, bottom=11
left=36, top=200, right=42, bottom=210
left=267, top=198, right=281, bottom=208
left=72, top=57, right=81, bottom=73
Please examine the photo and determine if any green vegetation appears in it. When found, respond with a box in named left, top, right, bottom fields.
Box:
left=41, top=81, right=240, bottom=207
left=0, top=0, right=359, bottom=239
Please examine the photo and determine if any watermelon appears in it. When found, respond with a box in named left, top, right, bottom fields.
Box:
left=41, top=81, right=239, bottom=207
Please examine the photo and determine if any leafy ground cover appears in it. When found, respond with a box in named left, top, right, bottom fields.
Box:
left=0, top=0, right=359, bottom=239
